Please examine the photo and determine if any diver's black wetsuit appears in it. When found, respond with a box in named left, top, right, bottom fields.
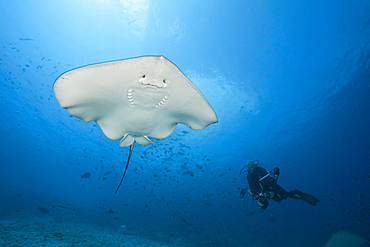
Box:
left=247, top=166, right=293, bottom=202
left=241, top=162, right=319, bottom=209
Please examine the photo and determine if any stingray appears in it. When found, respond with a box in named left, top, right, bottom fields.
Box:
left=53, top=56, right=218, bottom=193
left=324, top=231, right=369, bottom=247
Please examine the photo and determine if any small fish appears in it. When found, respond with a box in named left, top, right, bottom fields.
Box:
left=81, top=172, right=91, bottom=179
left=245, top=211, right=256, bottom=217
left=171, top=211, right=181, bottom=218
left=357, top=193, right=365, bottom=199
left=266, top=217, right=275, bottom=222
left=181, top=164, right=188, bottom=170
left=182, top=171, right=194, bottom=177
left=38, top=207, right=49, bottom=214
left=108, top=209, right=115, bottom=214
left=52, top=205, right=76, bottom=211
left=53, top=233, right=63, bottom=238
left=180, top=217, right=187, bottom=223
left=19, top=38, right=34, bottom=41
left=127, top=18, right=138, bottom=25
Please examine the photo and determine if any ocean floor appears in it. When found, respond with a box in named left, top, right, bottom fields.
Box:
left=0, top=214, right=194, bottom=247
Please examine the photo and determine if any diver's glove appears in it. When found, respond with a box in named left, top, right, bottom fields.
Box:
left=266, top=191, right=274, bottom=199
left=256, top=195, right=269, bottom=210
left=240, top=188, right=247, bottom=198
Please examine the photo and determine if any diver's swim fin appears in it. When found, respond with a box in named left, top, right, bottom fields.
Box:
left=295, top=190, right=319, bottom=206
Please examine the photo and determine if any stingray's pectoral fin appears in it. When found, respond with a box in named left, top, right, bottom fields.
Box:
left=119, top=134, right=152, bottom=147
left=135, top=136, right=153, bottom=145
left=119, top=134, right=134, bottom=147
left=115, top=142, right=135, bottom=194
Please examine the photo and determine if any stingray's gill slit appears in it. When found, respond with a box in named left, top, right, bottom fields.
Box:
left=127, top=89, right=134, bottom=105
left=115, top=142, right=135, bottom=194
left=155, top=95, right=168, bottom=109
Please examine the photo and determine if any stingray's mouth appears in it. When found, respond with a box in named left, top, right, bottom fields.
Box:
left=139, top=75, right=167, bottom=89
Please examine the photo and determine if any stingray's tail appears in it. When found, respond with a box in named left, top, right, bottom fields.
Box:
left=115, top=142, right=135, bottom=194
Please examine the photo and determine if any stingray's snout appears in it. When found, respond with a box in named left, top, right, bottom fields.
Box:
left=139, top=76, right=167, bottom=89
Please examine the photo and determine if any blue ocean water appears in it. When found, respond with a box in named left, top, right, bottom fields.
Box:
left=1, top=1, right=369, bottom=246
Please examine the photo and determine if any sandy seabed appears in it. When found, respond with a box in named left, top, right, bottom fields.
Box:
left=0, top=214, right=193, bottom=247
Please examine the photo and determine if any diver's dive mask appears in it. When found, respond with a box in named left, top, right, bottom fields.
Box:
left=239, top=160, right=259, bottom=175
left=247, top=160, right=259, bottom=170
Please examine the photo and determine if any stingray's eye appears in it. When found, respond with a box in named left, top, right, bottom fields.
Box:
left=163, top=79, right=166, bottom=83
left=142, top=75, right=146, bottom=78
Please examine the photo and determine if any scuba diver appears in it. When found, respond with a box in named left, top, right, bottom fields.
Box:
left=239, top=160, right=319, bottom=210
